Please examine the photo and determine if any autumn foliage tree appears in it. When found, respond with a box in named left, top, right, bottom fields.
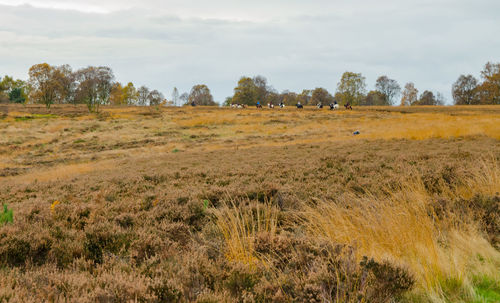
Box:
left=336, top=72, right=366, bottom=105
left=188, top=84, right=216, bottom=106
left=452, top=75, right=479, bottom=105
left=232, top=77, right=260, bottom=106
left=28, top=63, right=66, bottom=109
left=476, top=62, right=500, bottom=104
left=74, top=66, right=114, bottom=112
left=401, top=82, right=418, bottom=106
left=310, top=88, right=334, bottom=105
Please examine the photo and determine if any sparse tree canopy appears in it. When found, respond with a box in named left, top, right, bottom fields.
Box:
left=123, top=82, right=138, bottom=105
left=336, top=72, right=366, bottom=105
left=137, top=86, right=150, bottom=106
left=148, top=89, right=164, bottom=106
left=188, top=84, right=216, bottom=106
left=74, top=66, right=114, bottom=112
left=172, top=87, right=179, bottom=107
left=297, top=89, right=312, bottom=105
left=375, top=76, right=400, bottom=105
left=452, top=75, right=479, bottom=105
left=401, top=82, right=418, bottom=106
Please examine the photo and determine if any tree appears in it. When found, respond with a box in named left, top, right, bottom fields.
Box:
left=336, top=72, right=366, bottom=105
left=375, top=76, right=400, bottom=105
left=476, top=62, right=500, bottom=104
left=74, top=66, right=114, bottom=112
left=188, top=84, right=216, bottom=106
left=232, top=77, right=259, bottom=105
left=147, top=89, right=164, bottom=107
left=452, top=75, right=479, bottom=105
left=401, top=82, right=418, bottom=106
left=137, top=86, right=150, bottom=106
left=172, top=87, right=179, bottom=106
left=310, top=88, right=334, bottom=105
left=415, top=90, right=438, bottom=105
left=28, top=63, right=66, bottom=109
left=57, top=64, right=76, bottom=104
left=1, top=76, right=28, bottom=103
left=109, top=82, right=124, bottom=105
left=8, top=88, right=25, bottom=103
left=361, top=90, right=387, bottom=106
left=253, top=75, right=269, bottom=103
left=281, top=90, right=298, bottom=106
left=297, top=89, right=312, bottom=105
left=123, top=82, right=138, bottom=105
left=180, top=93, right=189, bottom=105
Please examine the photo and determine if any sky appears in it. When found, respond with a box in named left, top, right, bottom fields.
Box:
left=1, top=0, right=499, bottom=104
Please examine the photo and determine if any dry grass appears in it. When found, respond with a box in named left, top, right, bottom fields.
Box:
left=213, top=200, right=278, bottom=266
left=0, top=104, right=499, bottom=302
left=301, top=161, right=500, bottom=302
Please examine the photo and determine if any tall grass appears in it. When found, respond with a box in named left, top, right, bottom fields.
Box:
left=213, top=200, right=278, bottom=266
left=301, top=161, right=500, bottom=302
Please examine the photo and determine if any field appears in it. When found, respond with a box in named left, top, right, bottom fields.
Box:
left=0, top=104, right=499, bottom=302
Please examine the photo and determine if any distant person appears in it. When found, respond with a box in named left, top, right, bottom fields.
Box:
left=191, top=101, right=196, bottom=107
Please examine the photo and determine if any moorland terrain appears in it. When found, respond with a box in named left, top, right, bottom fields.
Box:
left=0, top=104, right=499, bottom=302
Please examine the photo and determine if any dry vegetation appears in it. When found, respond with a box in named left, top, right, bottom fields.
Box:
left=0, top=104, right=499, bottom=303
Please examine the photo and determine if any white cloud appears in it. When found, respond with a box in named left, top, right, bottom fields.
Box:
left=1, top=1, right=499, bottom=103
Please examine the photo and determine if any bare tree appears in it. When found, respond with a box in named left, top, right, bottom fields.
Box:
left=172, top=87, right=179, bottom=106
left=180, top=92, right=189, bottom=105
left=375, top=76, right=400, bottom=105
left=400, top=82, right=418, bottom=106
left=137, top=86, right=150, bottom=106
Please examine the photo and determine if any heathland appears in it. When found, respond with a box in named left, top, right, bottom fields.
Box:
left=0, top=104, right=499, bottom=302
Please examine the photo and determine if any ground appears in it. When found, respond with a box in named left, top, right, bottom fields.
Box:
left=0, top=104, right=499, bottom=302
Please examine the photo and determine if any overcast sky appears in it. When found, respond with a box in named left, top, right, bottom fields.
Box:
left=1, top=0, right=499, bottom=104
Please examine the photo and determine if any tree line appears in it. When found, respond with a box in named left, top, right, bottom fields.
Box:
left=1, top=62, right=499, bottom=110
left=0, top=63, right=217, bottom=112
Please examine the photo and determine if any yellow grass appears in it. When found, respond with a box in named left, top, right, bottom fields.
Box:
left=301, top=161, right=500, bottom=302
left=214, top=201, right=278, bottom=266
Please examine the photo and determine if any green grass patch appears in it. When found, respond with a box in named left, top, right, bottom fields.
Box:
left=474, top=277, right=500, bottom=303
left=1, top=204, right=13, bottom=225
left=15, top=114, right=58, bottom=121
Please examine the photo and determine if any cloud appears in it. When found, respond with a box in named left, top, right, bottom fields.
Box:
left=1, top=1, right=499, bottom=103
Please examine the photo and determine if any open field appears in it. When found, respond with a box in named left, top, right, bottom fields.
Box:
left=0, top=104, right=499, bottom=302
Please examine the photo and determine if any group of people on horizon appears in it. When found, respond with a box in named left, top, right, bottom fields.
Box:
left=229, top=99, right=352, bottom=110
